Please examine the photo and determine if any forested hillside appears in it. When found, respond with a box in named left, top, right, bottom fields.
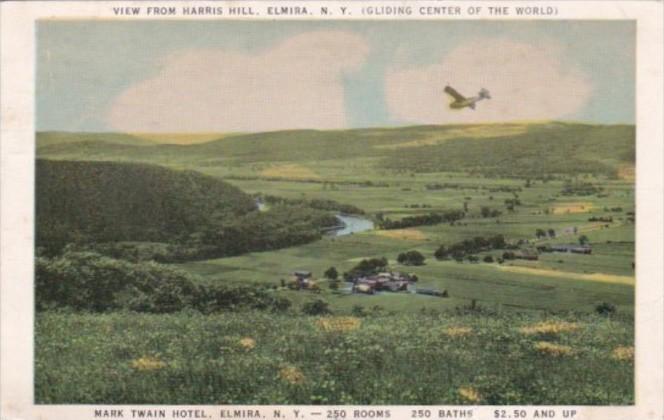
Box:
left=36, top=159, right=256, bottom=251
left=36, top=160, right=341, bottom=261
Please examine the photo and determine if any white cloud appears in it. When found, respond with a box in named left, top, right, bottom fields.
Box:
left=106, top=31, right=369, bottom=132
left=385, top=38, right=593, bottom=124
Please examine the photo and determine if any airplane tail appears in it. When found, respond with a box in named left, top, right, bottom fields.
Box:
left=479, top=88, right=491, bottom=100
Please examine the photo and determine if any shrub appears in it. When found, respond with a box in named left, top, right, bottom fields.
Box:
left=351, top=305, right=367, bottom=317
left=324, top=266, right=339, bottom=280
left=502, top=251, right=516, bottom=260
left=595, top=302, right=617, bottom=316
left=269, top=296, right=292, bottom=313
left=397, top=250, right=426, bottom=266
left=483, top=255, right=494, bottom=263
left=434, top=245, right=449, bottom=260
left=302, top=299, right=331, bottom=316
left=344, top=257, right=388, bottom=280
left=36, top=251, right=198, bottom=312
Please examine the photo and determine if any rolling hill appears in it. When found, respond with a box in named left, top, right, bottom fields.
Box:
left=37, top=122, right=635, bottom=178
left=37, top=131, right=157, bottom=147
left=36, top=159, right=256, bottom=250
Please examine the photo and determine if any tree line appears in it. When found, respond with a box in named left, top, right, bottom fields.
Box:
left=377, top=210, right=465, bottom=230
left=36, top=251, right=291, bottom=313
left=434, top=235, right=508, bottom=260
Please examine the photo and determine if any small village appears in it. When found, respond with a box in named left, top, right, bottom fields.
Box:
left=288, top=269, right=444, bottom=296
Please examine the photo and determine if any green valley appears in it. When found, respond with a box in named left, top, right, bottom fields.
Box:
left=34, top=122, right=636, bottom=404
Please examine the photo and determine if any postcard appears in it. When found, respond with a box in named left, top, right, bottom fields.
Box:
left=1, top=1, right=662, bottom=420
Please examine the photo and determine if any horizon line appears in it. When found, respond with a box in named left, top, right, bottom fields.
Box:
left=36, top=119, right=636, bottom=135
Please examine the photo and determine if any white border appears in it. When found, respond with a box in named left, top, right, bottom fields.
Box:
left=1, top=2, right=662, bottom=420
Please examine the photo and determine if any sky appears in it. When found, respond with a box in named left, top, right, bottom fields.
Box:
left=37, top=20, right=635, bottom=133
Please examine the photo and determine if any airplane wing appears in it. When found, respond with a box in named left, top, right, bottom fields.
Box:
left=444, top=85, right=466, bottom=101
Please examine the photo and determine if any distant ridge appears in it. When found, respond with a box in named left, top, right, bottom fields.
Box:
left=37, top=122, right=634, bottom=178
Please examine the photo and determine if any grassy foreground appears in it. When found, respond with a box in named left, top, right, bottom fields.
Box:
left=36, top=310, right=633, bottom=405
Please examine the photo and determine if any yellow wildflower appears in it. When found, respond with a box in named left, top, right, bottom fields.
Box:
left=445, top=326, right=473, bottom=338
left=458, top=386, right=481, bottom=403
left=239, top=337, right=256, bottom=351
left=519, top=321, right=579, bottom=335
left=279, top=366, right=306, bottom=385
left=315, top=317, right=362, bottom=333
left=131, top=356, right=166, bottom=371
left=534, top=341, right=574, bottom=357
left=612, top=346, right=634, bottom=361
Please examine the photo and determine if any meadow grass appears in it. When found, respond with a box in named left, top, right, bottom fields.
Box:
left=35, top=310, right=634, bottom=405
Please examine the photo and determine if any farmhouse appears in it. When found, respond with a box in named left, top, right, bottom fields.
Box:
left=352, top=271, right=413, bottom=294
left=290, top=270, right=320, bottom=291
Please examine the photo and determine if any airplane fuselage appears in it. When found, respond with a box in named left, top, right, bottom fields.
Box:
left=450, top=96, right=485, bottom=110
left=445, top=86, right=491, bottom=110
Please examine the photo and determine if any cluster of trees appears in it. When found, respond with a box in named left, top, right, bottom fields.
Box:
left=36, top=251, right=291, bottom=313
left=82, top=205, right=338, bottom=263
left=425, top=182, right=475, bottom=191
left=626, top=211, right=635, bottom=223
left=343, top=257, right=388, bottom=281
left=259, top=194, right=365, bottom=215
left=425, top=182, right=523, bottom=193
left=588, top=216, right=613, bottom=223
left=377, top=210, right=465, bottom=230
left=404, top=203, right=432, bottom=209
left=397, top=250, right=426, bottom=266
left=500, top=251, right=519, bottom=260
left=480, top=206, right=502, bottom=218
left=561, top=181, right=603, bottom=196
left=227, top=175, right=389, bottom=188
left=434, top=235, right=507, bottom=261
left=504, top=197, right=522, bottom=211
left=535, top=228, right=557, bottom=239
left=488, top=185, right=523, bottom=193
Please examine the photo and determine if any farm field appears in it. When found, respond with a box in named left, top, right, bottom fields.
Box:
left=34, top=122, right=636, bottom=404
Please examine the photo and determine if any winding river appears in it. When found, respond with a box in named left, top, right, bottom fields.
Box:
left=255, top=199, right=373, bottom=236
left=329, top=214, right=374, bottom=236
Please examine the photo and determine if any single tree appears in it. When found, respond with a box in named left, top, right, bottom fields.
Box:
left=398, top=250, right=426, bottom=266
left=434, top=245, right=448, bottom=260
left=324, top=266, right=339, bottom=280
left=302, top=299, right=330, bottom=315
